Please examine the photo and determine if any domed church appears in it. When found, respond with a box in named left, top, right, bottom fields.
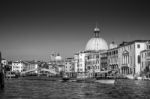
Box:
left=74, top=26, right=109, bottom=78
left=85, top=26, right=108, bottom=51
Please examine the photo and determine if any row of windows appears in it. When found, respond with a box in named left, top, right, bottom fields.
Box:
left=77, top=69, right=83, bottom=72
left=110, top=57, right=118, bottom=64
left=141, top=61, right=150, bottom=68
left=107, top=50, right=118, bottom=56
left=87, top=55, right=99, bottom=60
left=65, top=66, right=72, bottom=69
left=141, top=52, right=150, bottom=58
left=147, top=45, right=150, bottom=50
left=13, top=66, right=23, bottom=68
left=120, top=45, right=132, bottom=52
left=86, top=61, right=100, bottom=65
left=87, top=66, right=100, bottom=70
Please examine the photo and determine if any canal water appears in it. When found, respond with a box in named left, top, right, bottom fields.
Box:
left=0, top=79, right=150, bottom=99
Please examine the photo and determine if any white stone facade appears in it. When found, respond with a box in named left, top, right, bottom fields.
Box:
left=64, top=58, right=74, bottom=73
left=12, top=61, right=25, bottom=72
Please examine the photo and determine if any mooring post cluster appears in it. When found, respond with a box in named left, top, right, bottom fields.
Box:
left=0, top=52, right=4, bottom=89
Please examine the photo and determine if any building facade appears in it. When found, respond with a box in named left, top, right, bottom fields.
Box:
left=23, top=61, right=38, bottom=74
left=74, top=26, right=108, bottom=78
left=64, top=58, right=74, bottom=77
left=85, top=51, right=100, bottom=77
left=117, top=40, right=148, bottom=76
left=74, top=26, right=150, bottom=78
left=12, top=61, right=25, bottom=72
left=140, top=41, right=150, bottom=76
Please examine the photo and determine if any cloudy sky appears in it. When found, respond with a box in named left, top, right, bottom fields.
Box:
left=0, top=0, right=150, bottom=61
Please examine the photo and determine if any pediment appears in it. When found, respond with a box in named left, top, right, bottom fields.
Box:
left=122, top=50, right=129, bottom=55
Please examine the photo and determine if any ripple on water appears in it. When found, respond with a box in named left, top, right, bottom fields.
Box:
left=0, top=79, right=150, bottom=99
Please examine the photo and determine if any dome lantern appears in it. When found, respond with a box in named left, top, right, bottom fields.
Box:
left=94, top=25, right=100, bottom=38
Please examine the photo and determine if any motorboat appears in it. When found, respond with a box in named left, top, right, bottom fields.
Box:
left=95, top=79, right=115, bottom=84
left=95, top=70, right=116, bottom=84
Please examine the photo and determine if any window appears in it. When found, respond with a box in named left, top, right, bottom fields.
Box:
left=116, top=50, right=118, bottom=54
left=137, top=44, right=140, bottom=48
left=142, top=62, right=143, bottom=68
left=148, top=52, right=150, bottom=57
left=138, top=55, right=141, bottom=64
left=130, top=45, right=131, bottom=50
left=96, top=55, right=99, bottom=58
left=147, top=45, right=150, bottom=50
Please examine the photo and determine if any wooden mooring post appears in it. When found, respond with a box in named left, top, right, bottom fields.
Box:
left=0, top=52, right=4, bottom=89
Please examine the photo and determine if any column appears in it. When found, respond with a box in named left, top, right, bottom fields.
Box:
left=124, top=56, right=127, bottom=64
left=127, top=56, right=128, bottom=64
left=123, top=56, right=125, bottom=64
left=124, top=68, right=125, bottom=74
left=127, top=56, right=129, bottom=64
left=125, top=56, right=126, bottom=64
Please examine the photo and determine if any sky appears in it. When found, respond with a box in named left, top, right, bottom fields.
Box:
left=0, top=0, right=150, bottom=61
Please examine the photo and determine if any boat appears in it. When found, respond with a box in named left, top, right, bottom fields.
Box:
left=62, top=74, right=70, bottom=81
left=76, top=74, right=88, bottom=82
left=95, top=79, right=115, bottom=84
left=5, top=71, right=18, bottom=78
left=95, top=70, right=116, bottom=84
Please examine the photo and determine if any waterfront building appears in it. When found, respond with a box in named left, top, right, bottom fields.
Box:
left=74, top=26, right=108, bottom=78
left=100, top=50, right=108, bottom=71
left=73, top=51, right=88, bottom=77
left=78, top=51, right=87, bottom=73
left=74, top=53, right=79, bottom=73
left=12, top=61, right=25, bottom=73
left=23, top=61, right=38, bottom=74
left=140, top=50, right=150, bottom=73
left=85, top=51, right=100, bottom=77
left=64, top=58, right=74, bottom=77
left=140, top=41, right=150, bottom=75
left=74, top=25, right=150, bottom=78
left=107, top=47, right=119, bottom=72
left=117, top=40, right=148, bottom=76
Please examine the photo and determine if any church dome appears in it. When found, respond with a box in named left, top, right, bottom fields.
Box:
left=55, top=53, right=62, bottom=61
left=85, top=26, right=108, bottom=51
